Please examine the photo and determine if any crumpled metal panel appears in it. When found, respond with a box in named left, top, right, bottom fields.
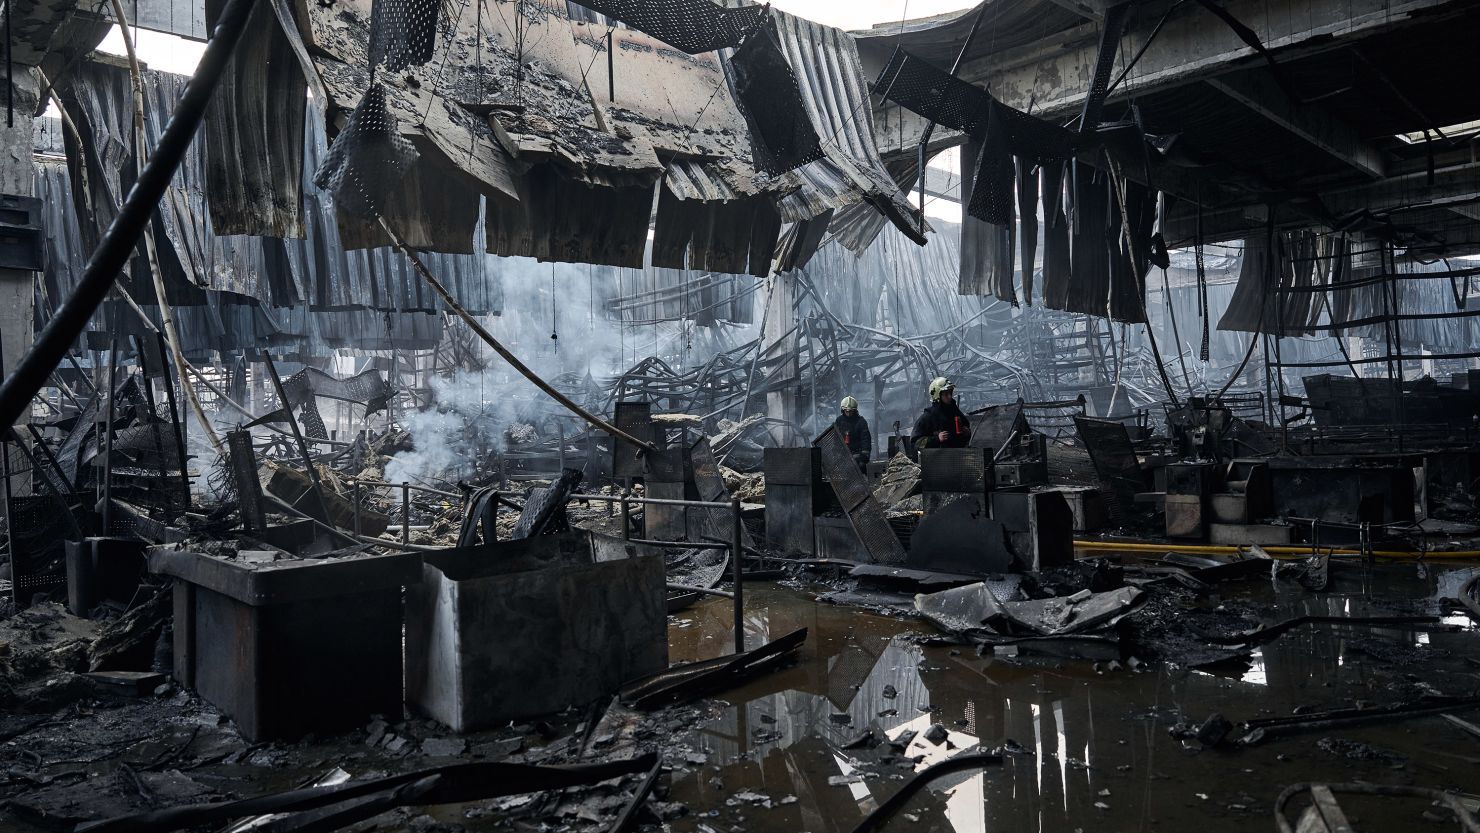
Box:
left=745, top=8, right=924, bottom=251
left=203, top=0, right=307, bottom=238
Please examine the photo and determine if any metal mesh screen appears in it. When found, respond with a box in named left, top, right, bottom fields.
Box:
left=368, top=0, right=440, bottom=71
left=729, top=18, right=824, bottom=175
left=849, top=506, right=907, bottom=565
left=613, top=401, right=656, bottom=478
left=227, top=429, right=267, bottom=532
left=689, top=438, right=726, bottom=502
left=283, top=368, right=394, bottom=414
left=313, top=84, right=419, bottom=221
left=919, top=448, right=991, bottom=493
left=569, top=0, right=766, bottom=53
left=762, top=447, right=818, bottom=486
left=874, top=48, right=991, bottom=137
left=815, top=427, right=870, bottom=511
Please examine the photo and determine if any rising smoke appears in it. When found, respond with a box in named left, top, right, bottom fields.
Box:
left=384, top=253, right=761, bottom=484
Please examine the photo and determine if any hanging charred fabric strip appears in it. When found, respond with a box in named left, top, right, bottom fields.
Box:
left=203, top=0, right=306, bottom=237
left=1041, top=161, right=1072, bottom=310
left=1017, top=157, right=1039, bottom=306
left=1065, top=170, right=1112, bottom=317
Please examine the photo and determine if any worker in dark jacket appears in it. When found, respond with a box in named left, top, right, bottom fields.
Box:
left=834, top=396, right=872, bottom=470
left=912, top=377, right=972, bottom=449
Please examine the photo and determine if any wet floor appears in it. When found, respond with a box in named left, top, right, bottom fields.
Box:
left=660, top=562, right=1480, bottom=833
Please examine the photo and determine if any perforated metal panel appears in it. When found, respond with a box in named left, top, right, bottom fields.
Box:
left=815, top=428, right=907, bottom=565
left=763, top=447, right=820, bottom=487
left=368, top=0, right=439, bottom=71
left=919, top=448, right=993, bottom=494
left=568, top=0, right=765, bottom=54
left=613, top=401, right=656, bottom=478
left=313, top=84, right=418, bottom=221
left=816, top=427, right=870, bottom=511
left=8, top=494, right=81, bottom=607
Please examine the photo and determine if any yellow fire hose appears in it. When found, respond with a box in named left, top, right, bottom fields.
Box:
left=1073, top=540, right=1480, bottom=560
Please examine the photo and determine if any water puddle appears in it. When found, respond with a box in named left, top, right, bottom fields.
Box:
left=659, top=563, right=1480, bottom=833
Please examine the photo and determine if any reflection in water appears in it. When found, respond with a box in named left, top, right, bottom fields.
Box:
left=661, top=564, right=1480, bottom=833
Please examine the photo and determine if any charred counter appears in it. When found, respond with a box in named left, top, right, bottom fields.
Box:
left=404, top=531, right=667, bottom=733
left=149, top=548, right=422, bottom=742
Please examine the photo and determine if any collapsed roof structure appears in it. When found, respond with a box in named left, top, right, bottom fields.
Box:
left=4, top=1, right=1480, bottom=832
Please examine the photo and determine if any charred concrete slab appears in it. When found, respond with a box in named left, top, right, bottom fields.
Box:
left=404, top=531, right=666, bottom=733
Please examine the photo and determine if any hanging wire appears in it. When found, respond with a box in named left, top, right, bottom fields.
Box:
left=550, top=261, right=558, bottom=352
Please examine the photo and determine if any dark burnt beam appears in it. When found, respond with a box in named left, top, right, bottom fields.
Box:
left=1205, top=73, right=1387, bottom=179
left=974, top=0, right=1462, bottom=119
left=1042, top=0, right=1108, bottom=22
left=1164, top=160, right=1480, bottom=244
left=874, top=0, right=1465, bottom=157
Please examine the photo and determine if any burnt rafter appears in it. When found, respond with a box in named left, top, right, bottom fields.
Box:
left=1205, top=71, right=1387, bottom=180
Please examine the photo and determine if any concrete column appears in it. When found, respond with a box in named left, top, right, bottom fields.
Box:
left=1, top=69, right=39, bottom=503
left=762, top=273, right=800, bottom=445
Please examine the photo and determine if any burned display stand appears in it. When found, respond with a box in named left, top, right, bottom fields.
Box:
left=405, top=532, right=667, bottom=733
left=152, top=548, right=422, bottom=741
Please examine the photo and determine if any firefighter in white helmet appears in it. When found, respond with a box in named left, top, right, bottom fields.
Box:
left=833, top=396, right=872, bottom=470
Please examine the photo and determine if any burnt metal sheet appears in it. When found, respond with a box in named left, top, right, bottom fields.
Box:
left=906, top=496, right=1012, bottom=575
left=203, top=0, right=307, bottom=237
left=816, top=426, right=907, bottom=565
left=764, top=483, right=815, bottom=554
left=405, top=532, right=667, bottom=732
left=762, top=9, right=926, bottom=250
left=149, top=548, right=422, bottom=607
left=688, top=438, right=726, bottom=503
left=613, top=401, right=656, bottom=478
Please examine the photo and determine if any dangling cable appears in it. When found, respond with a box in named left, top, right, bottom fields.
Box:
left=550, top=261, right=558, bottom=353
left=1196, top=198, right=1210, bottom=362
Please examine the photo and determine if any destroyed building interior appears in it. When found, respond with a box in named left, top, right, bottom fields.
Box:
left=5, top=0, right=1480, bottom=830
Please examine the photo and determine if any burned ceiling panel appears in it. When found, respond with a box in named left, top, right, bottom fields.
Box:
left=217, top=0, right=925, bottom=272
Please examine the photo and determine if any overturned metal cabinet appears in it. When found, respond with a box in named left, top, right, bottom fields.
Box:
left=153, top=548, right=421, bottom=742
left=405, top=532, right=667, bottom=733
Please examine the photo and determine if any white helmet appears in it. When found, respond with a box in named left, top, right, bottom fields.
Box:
left=841, top=396, right=859, bottom=411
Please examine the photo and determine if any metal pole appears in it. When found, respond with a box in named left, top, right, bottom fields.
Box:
left=0, top=0, right=260, bottom=432
left=262, top=351, right=330, bottom=523
left=402, top=481, right=410, bottom=546
left=0, top=322, right=14, bottom=599
left=620, top=489, right=631, bottom=541
left=731, top=496, right=744, bottom=654
left=353, top=481, right=361, bottom=536
left=102, top=336, right=119, bottom=531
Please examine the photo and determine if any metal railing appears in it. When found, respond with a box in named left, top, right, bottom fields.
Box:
left=341, top=481, right=749, bottom=652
